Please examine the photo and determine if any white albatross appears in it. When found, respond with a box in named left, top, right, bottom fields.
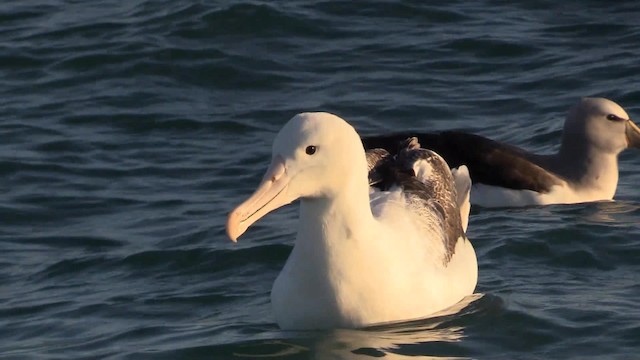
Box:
left=226, top=112, right=477, bottom=330
left=362, top=97, right=640, bottom=207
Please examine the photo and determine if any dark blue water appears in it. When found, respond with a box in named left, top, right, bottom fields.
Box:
left=2, top=1, right=640, bottom=359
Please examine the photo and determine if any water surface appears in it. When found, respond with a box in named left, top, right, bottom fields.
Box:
left=1, top=1, right=640, bottom=359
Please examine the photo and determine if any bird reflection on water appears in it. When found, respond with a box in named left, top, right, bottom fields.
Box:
left=233, top=294, right=485, bottom=359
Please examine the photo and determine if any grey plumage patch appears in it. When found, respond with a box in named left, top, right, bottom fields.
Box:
left=365, top=148, right=391, bottom=186
left=367, top=137, right=465, bottom=264
left=396, top=139, right=465, bottom=262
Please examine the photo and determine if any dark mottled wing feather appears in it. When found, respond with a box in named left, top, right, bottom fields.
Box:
left=362, top=131, right=562, bottom=193
left=365, top=148, right=391, bottom=186
left=369, top=138, right=464, bottom=263
left=396, top=147, right=464, bottom=261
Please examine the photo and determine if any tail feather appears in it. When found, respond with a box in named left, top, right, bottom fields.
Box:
left=451, top=165, right=471, bottom=233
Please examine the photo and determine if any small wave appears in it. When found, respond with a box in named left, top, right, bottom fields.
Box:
left=313, top=1, right=470, bottom=23
left=36, top=255, right=112, bottom=279
left=445, top=37, right=540, bottom=59
left=19, top=235, right=125, bottom=249
left=542, top=23, right=631, bottom=37
left=0, top=300, right=72, bottom=318
left=198, top=3, right=334, bottom=38
left=120, top=244, right=291, bottom=275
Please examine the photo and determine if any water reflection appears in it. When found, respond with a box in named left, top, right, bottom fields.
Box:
left=233, top=294, right=484, bottom=359
left=312, top=294, right=482, bottom=359
left=579, top=201, right=640, bottom=225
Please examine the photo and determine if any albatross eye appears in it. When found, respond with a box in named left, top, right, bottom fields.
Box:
left=305, top=145, right=317, bottom=155
left=607, top=114, right=623, bottom=122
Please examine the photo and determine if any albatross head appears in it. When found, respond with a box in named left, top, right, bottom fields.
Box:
left=563, top=97, right=640, bottom=154
left=226, top=112, right=367, bottom=241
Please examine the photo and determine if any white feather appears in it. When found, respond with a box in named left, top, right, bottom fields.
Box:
left=226, top=112, right=478, bottom=330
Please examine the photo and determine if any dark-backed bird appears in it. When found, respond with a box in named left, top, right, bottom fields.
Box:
left=362, top=97, right=640, bottom=207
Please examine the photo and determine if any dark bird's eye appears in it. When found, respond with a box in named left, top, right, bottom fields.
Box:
left=607, top=114, right=623, bottom=121
left=305, top=145, right=317, bottom=155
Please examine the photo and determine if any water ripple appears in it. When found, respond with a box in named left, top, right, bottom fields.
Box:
left=2, top=0, right=640, bottom=358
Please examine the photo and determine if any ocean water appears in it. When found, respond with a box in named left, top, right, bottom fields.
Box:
left=1, top=1, right=640, bottom=359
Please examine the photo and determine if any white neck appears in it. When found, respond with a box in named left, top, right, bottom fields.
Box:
left=295, top=172, right=374, bottom=261
left=553, top=140, right=619, bottom=196
left=272, top=169, right=378, bottom=328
